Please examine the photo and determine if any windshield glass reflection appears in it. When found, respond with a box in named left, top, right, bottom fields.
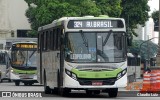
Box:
left=65, top=32, right=125, bottom=63
left=11, top=50, right=37, bottom=67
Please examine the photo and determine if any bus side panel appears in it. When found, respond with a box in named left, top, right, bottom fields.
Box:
left=42, top=51, right=59, bottom=89
left=52, top=51, right=59, bottom=88
left=0, top=52, right=10, bottom=80
left=37, top=53, right=41, bottom=84
left=0, top=65, right=6, bottom=79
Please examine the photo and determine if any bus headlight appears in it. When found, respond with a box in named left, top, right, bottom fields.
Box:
left=117, top=73, right=122, bottom=79
left=65, top=69, right=77, bottom=80
left=11, top=69, right=14, bottom=73
left=122, top=69, right=127, bottom=75
left=66, top=69, right=71, bottom=76
left=72, top=73, right=77, bottom=80
left=117, top=68, right=127, bottom=80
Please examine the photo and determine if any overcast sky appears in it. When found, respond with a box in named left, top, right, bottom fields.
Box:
left=148, top=0, right=159, bottom=14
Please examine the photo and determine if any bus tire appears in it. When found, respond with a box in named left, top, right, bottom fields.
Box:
left=108, top=88, right=118, bottom=98
left=28, top=83, right=33, bottom=86
left=57, top=71, right=69, bottom=96
left=57, top=71, right=63, bottom=96
left=52, top=88, right=58, bottom=94
left=44, top=71, right=51, bottom=94
left=93, top=90, right=100, bottom=95
left=86, top=90, right=93, bottom=95
left=8, top=79, right=11, bottom=82
left=0, top=80, right=2, bottom=83
left=24, top=83, right=27, bottom=86
left=0, top=74, right=1, bottom=83
left=59, top=88, right=70, bottom=97
left=15, top=81, right=20, bottom=86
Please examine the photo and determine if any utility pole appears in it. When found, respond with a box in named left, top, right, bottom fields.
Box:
left=147, top=35, right=150, bottom=68
left=156, top=0, right=160, bottom=68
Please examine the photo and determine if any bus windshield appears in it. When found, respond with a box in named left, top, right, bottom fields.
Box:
left=11, top=50, right=37, bottom=67
left=0, top=53, right=6, bottom=65
left=65, top=32, right=126, bottom=63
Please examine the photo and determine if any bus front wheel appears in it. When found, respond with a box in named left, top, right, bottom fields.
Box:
left=44, top=71, right=51, bottom=94
left=86, top=90, right=93, bottom=95
left=108, top=88, right=118, bottom=98
left=57, top=71, right=71, bottom=96
left=8, top=79, right=11, bottom=82
left=0, top=74, right=1, bottom=83
left=15, top=81, right=20, bottom=86
left=24, top=82, right=33, bottom=86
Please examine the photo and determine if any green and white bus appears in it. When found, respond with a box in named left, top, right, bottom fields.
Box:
left=37, top=16, right=130, bottom=97
left=9, top=42, right=38, bottom=86
left=0, top=50, right=11, bottom=82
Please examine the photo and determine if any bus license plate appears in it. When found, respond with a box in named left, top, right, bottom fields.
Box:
left=92, top=81, right=102, bottom=86
left=20, top=75, right=29, bottom=78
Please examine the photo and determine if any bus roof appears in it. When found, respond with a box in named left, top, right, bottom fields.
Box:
left=12, top=41, right=37, bottom=45
left=38, top=15, right=125, bottom=31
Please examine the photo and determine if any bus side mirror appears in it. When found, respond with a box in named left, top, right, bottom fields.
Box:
left=127, top=34, right=132, bottom=46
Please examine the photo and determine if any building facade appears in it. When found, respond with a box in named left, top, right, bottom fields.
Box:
left=0, top=0, right=31, bottom=49
left=134, top=18, right=158, bottom=44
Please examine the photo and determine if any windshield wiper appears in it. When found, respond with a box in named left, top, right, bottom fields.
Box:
left=103, top=30, right=112, bottom=46
left=19, top=51, right=25, bottom=61
left=80, top=30, right=88, bottom=47
left=25, top=51, right=29, bottom=67
left=29, top=51, right=36, bottom=59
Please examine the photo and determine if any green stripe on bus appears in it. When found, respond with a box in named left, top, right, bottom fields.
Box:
left=71, top=68, right=122, bottom=78
left=12, top=68, right=37, bottom=74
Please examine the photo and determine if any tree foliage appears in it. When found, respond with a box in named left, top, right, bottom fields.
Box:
left=25, top=0, right=102, bottom=37
left=24, top=0, right=150, bottom=37
left=151, top=10, right=159, bottom=27
left=95, top=0, right=122, bottom=17
left=120, top=0, right=150, bottom=37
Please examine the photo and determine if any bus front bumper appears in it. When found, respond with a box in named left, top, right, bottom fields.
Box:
left=63, top=73, right=127, bottom=89
left=10, top=73, right=37, bottom=81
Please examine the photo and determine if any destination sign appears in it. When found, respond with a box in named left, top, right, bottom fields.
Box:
left=14, top=44, right=37, bottom=49
left=67, top=19, right=124, bottom=29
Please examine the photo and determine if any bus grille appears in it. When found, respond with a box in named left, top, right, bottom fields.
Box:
left=76, top=65, right=116, bottom=71
left=77, top=78, right=116, bottom=85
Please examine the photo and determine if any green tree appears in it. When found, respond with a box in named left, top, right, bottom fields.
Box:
left=152, top=11, right=159, bottom=22
left=120, top=0, right=150, bottom=37
left=24, top=0, right=102, bottom=36
left=151, top=10, right=159, bottom=31
left=24, top=0, right=150, bottom=37
left=95, top=0, right=122, bottom=17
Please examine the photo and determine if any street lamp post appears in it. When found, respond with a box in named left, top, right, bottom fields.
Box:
left=139, top=37, right=158, bottom=70
left=155, top=0, right=160, bottom=67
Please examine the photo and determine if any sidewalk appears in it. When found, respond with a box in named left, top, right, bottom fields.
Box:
left=125, top=78, right=143, bottom=91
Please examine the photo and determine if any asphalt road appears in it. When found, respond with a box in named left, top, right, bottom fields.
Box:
left=0, top=81, right=160, bottom=100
